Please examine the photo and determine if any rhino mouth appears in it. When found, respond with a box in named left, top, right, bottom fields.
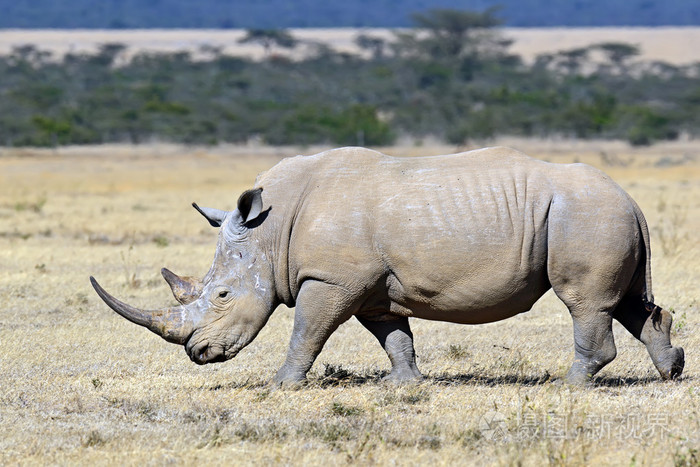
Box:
left=185, top=334, right=246, bottom=365
left=185, top=339, right=229, bottom=365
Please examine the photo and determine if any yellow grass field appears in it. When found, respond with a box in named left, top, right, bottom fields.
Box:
left=0, top=140, right=698, bottom=465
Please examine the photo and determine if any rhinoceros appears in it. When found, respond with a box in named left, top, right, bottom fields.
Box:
left=90, top=146, right=685, bottom=385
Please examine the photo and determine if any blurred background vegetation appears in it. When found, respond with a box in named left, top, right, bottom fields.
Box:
left=1, top=8, right=699, bottom=147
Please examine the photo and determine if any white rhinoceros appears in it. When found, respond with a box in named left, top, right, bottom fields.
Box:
left=91, top=147, right=684, bottom=385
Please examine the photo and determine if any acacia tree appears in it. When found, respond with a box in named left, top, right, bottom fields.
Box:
left=555, top=47, right=590, bottom=75
left=389, top=7, right=513, bottom=142
left=595, top=42, right=640, bottom=73
left=408, top=7, right=505, bottom=60
left=238, top=29, right=298, bottom=57
left=355, top=34, right=387, bottom=60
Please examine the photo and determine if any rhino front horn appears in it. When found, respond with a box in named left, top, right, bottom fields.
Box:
left=161, top=268, right=203, bottom=305
left=90, top=276, right=195, bottom=345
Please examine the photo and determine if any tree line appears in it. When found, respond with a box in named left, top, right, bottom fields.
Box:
left=1, top=9, right=699, bottom=148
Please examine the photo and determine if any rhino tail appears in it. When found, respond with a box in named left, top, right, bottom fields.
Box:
left=630, top=198, right=660, bottom=321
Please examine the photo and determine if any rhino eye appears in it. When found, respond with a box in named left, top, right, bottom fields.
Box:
left=211, top=287, right=233, bottom=304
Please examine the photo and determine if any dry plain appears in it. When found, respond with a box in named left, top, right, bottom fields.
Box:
left=0, top=139, right=698, bottom=465
left=2, top=27, right=700, bottom=65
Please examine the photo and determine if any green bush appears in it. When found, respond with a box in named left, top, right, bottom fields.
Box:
left=622, top=106, right=679, bottom=146
left=0, top=15, right=695, bottom=147
left=330, top=104, right=394, bottom=146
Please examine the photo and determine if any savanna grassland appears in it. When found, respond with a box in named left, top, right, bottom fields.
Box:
left=0, top=140, right=698, bottom=465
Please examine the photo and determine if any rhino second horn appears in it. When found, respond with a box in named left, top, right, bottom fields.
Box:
left=161, top=268, right=203, bottom=305
left=90, top=276, right=195, bottom=345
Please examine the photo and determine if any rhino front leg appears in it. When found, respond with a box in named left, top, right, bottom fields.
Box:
left=357, top=316, right=423, bottom=383
left=273, top=280, right=355, bottom=386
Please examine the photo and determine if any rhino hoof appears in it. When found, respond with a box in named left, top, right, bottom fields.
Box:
left=381, top=368, right=424, bottom=384
left=564, top=368, right=595, bottom=386
left=271, top=380, right=306, bottom=391
left=270, top=367, right=308, bottom=389
left=659, top=346, right=685, bottom=380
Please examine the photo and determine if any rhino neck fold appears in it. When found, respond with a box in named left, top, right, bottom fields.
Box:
left=267, top=190, right=299, bottom=308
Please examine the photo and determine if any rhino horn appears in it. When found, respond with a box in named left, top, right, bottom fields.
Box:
left=90, top=276, right=195, bottom=345
left=192, top=202, right=228, bottom=227
left=161, top=268, right=203, bottom=305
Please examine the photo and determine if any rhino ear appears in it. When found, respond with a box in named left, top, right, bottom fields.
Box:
left=192, top=202, right=228, bottom=227
left=237, top=188, right=263, bottom=225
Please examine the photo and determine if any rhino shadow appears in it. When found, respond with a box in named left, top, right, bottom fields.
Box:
left=430, top=372, right=554, bottom=387
left=199, top=371, right=684, bottom=391
left=310, top=370, right=683, bottom=388
left=592, top=374, right=690, bottom=387
left=194, top=370, right=694, bottom=391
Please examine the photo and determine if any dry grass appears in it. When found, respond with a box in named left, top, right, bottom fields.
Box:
left=1, top=140, right=698, bottom=465
left=2, top=27, right=700, bottom=64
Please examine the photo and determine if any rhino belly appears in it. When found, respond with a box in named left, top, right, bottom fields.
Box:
left=385, top=266, right=551, bottom=324
left=379, top=221, right=551, bottom=325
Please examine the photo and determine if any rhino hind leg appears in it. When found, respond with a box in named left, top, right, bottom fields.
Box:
left=551, top=273, right=619, bottom=383
left=357, top=316, right=423, bottom=383
left=565, top=308, right=618, bottom=384
left=613, top=295, right=685, bottom=380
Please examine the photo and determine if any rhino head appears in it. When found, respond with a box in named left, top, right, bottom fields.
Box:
left=91, top=188, right=277, bottom=364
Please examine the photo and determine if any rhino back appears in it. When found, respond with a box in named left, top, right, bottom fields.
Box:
left=256, top=147, right=633, bottom=323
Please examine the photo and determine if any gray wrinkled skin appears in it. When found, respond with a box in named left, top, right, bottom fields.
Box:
left=91, top=146, right=685, bottom=386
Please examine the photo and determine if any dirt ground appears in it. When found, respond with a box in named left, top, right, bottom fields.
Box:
left=0, top=140, right=698, bottom=465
